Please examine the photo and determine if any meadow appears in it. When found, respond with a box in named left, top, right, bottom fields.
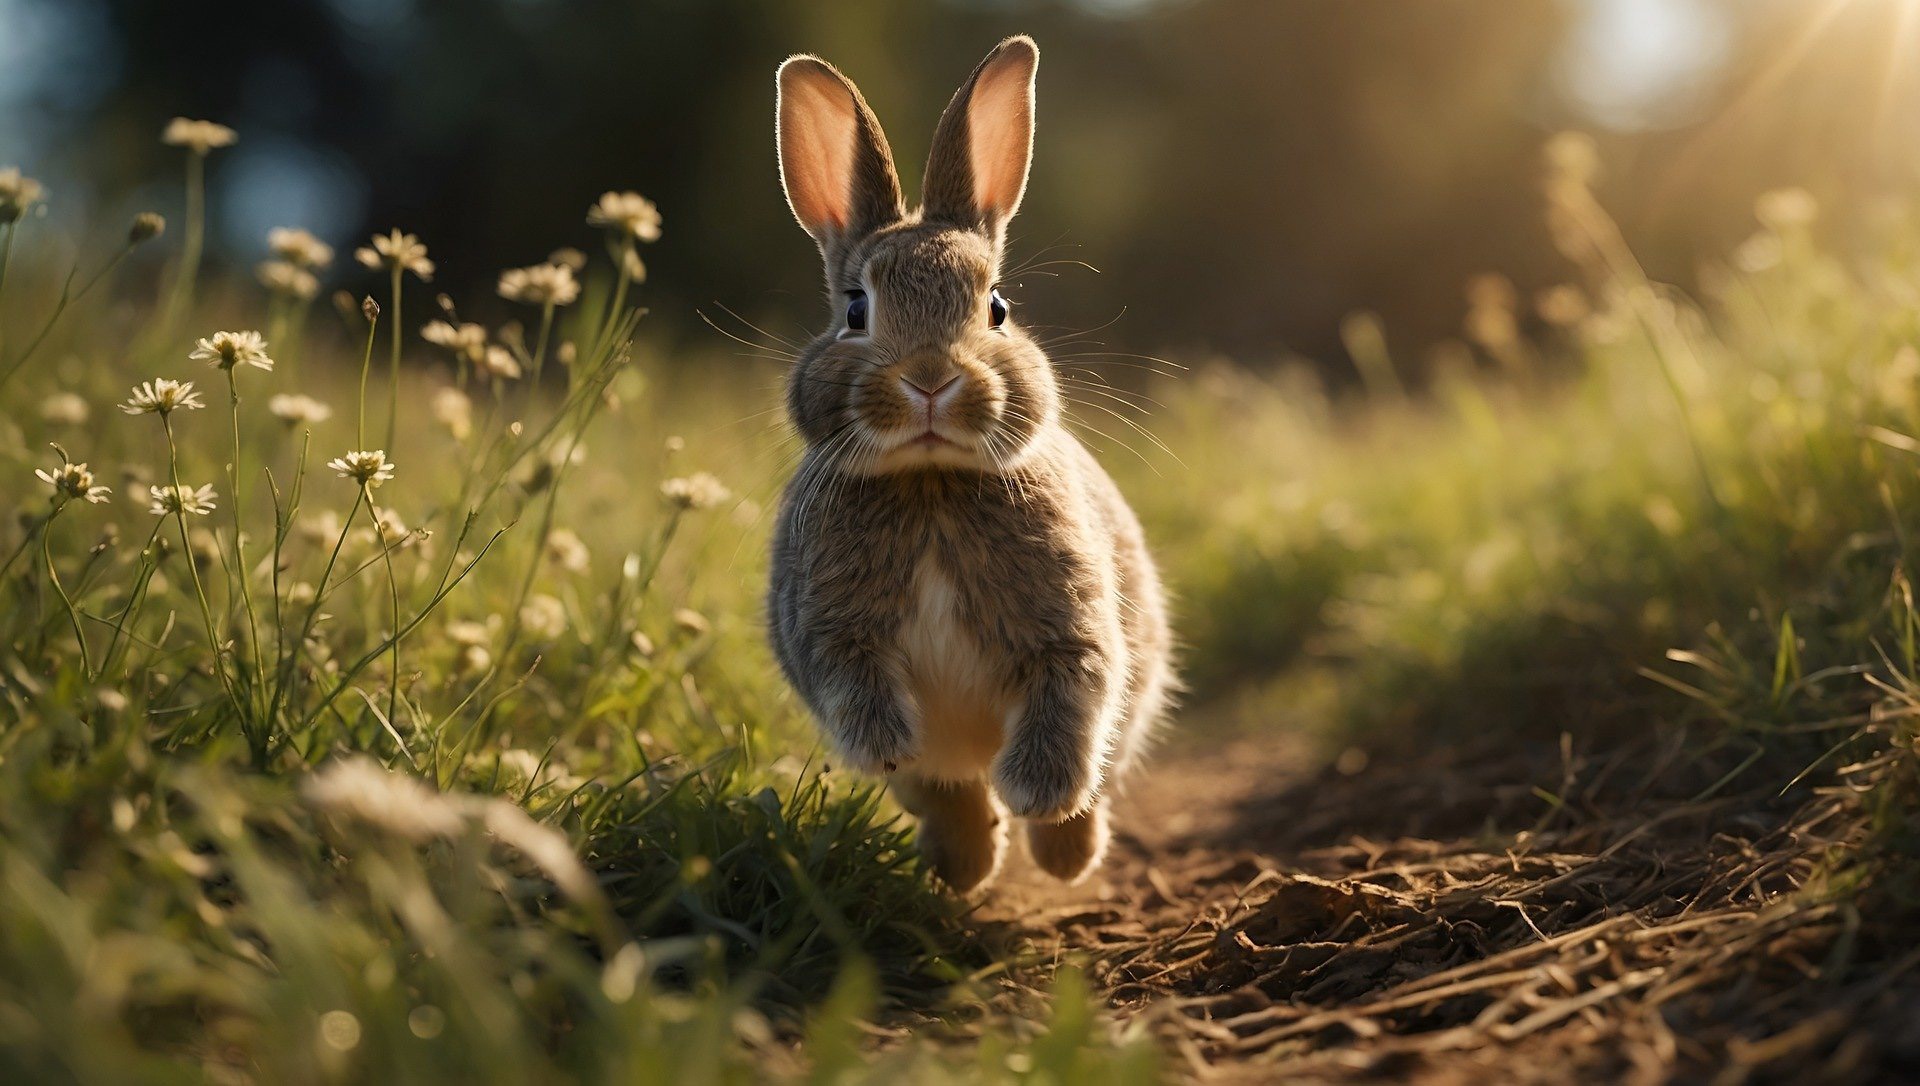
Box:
left=1, top=122, right=1917, bottom=1082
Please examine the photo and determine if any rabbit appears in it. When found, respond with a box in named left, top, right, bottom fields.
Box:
left=766, top=35, right=1175, bottom=893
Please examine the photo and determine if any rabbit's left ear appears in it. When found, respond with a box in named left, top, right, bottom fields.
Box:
left=923, top=36, right=1038, bottom=238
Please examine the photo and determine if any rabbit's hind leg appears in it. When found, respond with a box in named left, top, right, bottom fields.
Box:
left=893, top=773, right=1005, bottom=893
left=1024, top=801, right=1108, bottom=884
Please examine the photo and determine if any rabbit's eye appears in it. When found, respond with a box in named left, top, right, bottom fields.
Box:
left=989, top=288, right=1010, bottom=328
left=844, top=290, right=869, bottom=333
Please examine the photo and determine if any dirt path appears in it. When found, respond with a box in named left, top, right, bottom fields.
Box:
left=979, top=731, right=1920, bottom=1083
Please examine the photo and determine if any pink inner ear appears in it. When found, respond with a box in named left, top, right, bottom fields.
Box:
left=967, top=52, right=1036, bottom=221
left=779, top=65, right=859, bottom=236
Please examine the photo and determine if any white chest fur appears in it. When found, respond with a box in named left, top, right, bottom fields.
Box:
left=899, top=559, right=1013, bottom=780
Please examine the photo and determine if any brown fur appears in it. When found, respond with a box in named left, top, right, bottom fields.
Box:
left=770, top=36, right=1175, bottom=891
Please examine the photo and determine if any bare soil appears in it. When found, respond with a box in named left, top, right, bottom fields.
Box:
left=979, top=729, right=1920, bottom=1083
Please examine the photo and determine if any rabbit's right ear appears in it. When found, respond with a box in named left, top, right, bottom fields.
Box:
left=777, top=57, right=904, bottom=249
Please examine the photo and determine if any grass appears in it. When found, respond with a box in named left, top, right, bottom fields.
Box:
left=2, top=124, right=1919, bottom=1082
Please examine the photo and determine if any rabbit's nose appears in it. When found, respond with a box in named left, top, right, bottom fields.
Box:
left=900, top=374, right=961, bottom=402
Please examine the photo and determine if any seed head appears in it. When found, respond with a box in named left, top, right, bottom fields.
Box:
left=128, top=212, right=166, bottom=245
left=162, top=118, right=237, bottom=155
left=121, top=378, right=206, bottom=416
left=148, top=483, right=218, bottom=517
left=0, top=167, right=45, bottom=224
left=586, top=191, right=662, bottom=243
left=355, top=229, right=435, bottom=280
left=36, top=459, right=111, bottom=504
left=327, top=449, right=396, bottom=488
left=190, top=330, right=274, bottom=372
left=497, top=262, right=581, bottom=307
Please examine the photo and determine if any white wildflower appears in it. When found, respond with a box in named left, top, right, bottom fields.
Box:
left=162, top=118, right=237, bottom=154
left=37, top=461, right=111, bottom=504
left=659, top=472, right=730, bottom=511
left=327, top=449, right=395, bottom=488
left=148, top=483, right=218, bottom=517
left=39, top=393, right=89, bottom=426
left=355, top=229, right=434, bottom=280
left=267, top=226, right=334, bottom=269
left=545, top=528, right=590, bottom=574
left=121, top=378, right=206, bottom=416
left=268, top=393, right=332, bottom=426
left=672, top=608, right=709, bottom=637
left=497, top=262, right=581, bottom=307
left=0, top=166, right=44, bottom=223
left=431, top=386, right=472, bottom=440
left=482, top=346, right=523, bottom=381
left=586, top=191, right=662, bottom=242
left=257, top=260, right=320, bottom=300
left=518, top=594, right=567, bottom=640
left=190, top=330, right=274, bottom=372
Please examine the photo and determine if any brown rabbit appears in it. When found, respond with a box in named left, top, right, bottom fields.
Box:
left=767, top=36, right=1174, bottom=892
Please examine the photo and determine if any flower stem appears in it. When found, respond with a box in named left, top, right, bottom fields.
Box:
left=40, top=503, right=93, bottom=678
left=385, top=262, right=402, bottom=452
left=160, top=151, right=206, bottom=343
left=531, top=302, right=555, bottom=384
left=0, top=246, right=133, bottom=391
left=357, top=300, right=380, bottom=448
left=226, top=367, right=266, bottom=706
left=164, top=416, right=244, bottom=731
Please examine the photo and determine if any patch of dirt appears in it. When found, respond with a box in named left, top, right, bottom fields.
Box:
left=981, top=731, right=1920, bottom=1083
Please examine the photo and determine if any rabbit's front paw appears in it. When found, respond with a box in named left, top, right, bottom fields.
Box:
left=991, top=747, right=1096, bottom=822
left=830, top=695, right=920, bottom=775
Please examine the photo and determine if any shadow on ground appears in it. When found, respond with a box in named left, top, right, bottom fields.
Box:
left=986, top=728, right=1920, bottom=1083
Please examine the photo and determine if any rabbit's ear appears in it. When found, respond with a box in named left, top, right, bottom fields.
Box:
left=923, top=36, right=1038, bottom=237
left=777, top=56, right=904, bottom=247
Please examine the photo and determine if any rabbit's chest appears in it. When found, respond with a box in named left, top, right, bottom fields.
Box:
left=898, top=559, right=1012, bottom=777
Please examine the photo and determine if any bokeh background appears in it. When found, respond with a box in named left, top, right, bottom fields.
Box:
left=5, top=0, right=1918, bottom=373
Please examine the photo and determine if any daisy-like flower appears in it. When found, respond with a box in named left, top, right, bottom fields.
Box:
left=267, top=226, right=334, bottom=269
left=355, top=229, right=435, bottom=280
left=268, top=393, right=332, bottom=426
left=37, top=460, right=111, bottom=504
left=659, top=472, right=731, bottom=511
left=482, top=346, right=523, bottom=381
left=257, top=260, right=320, bottom=300
left=39, top=393, right=89, bottom=426
left=545, top=528, right=590, bottom=574
left=0, top=166, right=45, bottom=224
left=121, top=378, right=206, bottom=416
left=548, top=247, right=587, bottom=271
left=431, top=386, right=473, bottom=440
left=586, top=191, right=662, bottom=243
left=421, top=321, right=488, bottom=367
left=162, top=118, right=237, bottom=155
left=148, top=483, right=218, bottom=517
left=497, top=263, right=581, bottom=307
left=519, top=594, right=568, bottom=640
left=327, top=449, right=395, bottom=488
left=190, top=330, right=274, bottom=372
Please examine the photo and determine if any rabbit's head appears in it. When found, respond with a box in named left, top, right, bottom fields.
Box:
left=775, top=37, right=1058, bottom=476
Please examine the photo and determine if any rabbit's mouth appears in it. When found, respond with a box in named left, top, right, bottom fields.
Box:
left=910, top=431, right=957, bottom=448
